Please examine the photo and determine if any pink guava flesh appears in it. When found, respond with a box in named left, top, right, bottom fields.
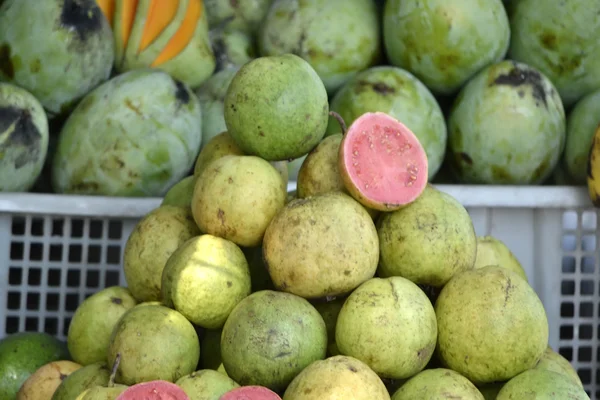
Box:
left=116, top=380, right=190, bottom=400
left=219, top=386, right=282, bottom=400
left=340, top=112, right=428, bottom=209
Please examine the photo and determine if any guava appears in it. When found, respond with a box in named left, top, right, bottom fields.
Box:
left=447, top=60, right=566, bottom=184
left=107, top=304, right=200, bottom=385
left=67, top=286, right=137, bottom=366
left=0, top=0, right=114, bottom=116
left=52, top=362, right=111, bottom=400
left=221, top=386, right=282, bottom=400
left=176, top=370, right=240, bottom=400
left=326, top=67, right=447, bottom=178
left=0, top=82, right=49, bottom=192
left=194, top=68, right=239, bottom=148
left=220, top=290, right=327, bottom=392
left=223, top=54, right=329, bottom=161
left=533, top=347, right=583, bottom=388
left=162, top=176, right=196, bottom=209
left=192, top=155, right=287, bottom=247
left=258, top=0, right=381, bottom=94
left=508, top=0, right=600, bottom=107
left=336, top=277, right=437, bottom=379
left=474, top=236, right=528, bottom=282
left=74, top=355, right=128, bottom=400
left=51, top=69, right=203, bottom=196
left=377, top=184, right=477, bottom=287
left=339, top=112, right=429, bottom=211
left=211, top=27, right=256, bottom=71
left=435, top=266, right=549, bottom=384
left=115, top=380, right=190, bottom=400
left=282, top=355, right=390, bottom=400
left=193, top=131, right=245, bottom=177
left=263, top=191, right=379, bottom=299
left=391, top=369, right=484, bottom=400
left=312, top=297, right=346, bottom=356
left=496, top=369, right=588, bottom=399
left=204, top=0, right=275, bottom=34
left=123, top=205, right=200, bottom=302
left=383, top=0, right=510, bottom=95
left=17, top=360, right=82, bottom=400
left=161, top=234, right=252, bottom=329
left=564, top=89, right=600, bottom=184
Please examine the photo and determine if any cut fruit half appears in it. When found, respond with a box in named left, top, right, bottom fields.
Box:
left=219, top=385, right=282, bottom=400
left=115, top=380, right=190, bottom=399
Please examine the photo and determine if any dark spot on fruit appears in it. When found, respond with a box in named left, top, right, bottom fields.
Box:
left=29, top=59, right=41, bottom=74
left=503, top=277, right=514, bottom=307
left=372, top=82, right=395, bottom=94
left=227, top=281, right=232, bottom=287
left=59, top=373, right=67, bottom=381
left=228, top=176, right=233, bottom=183
left=348, top=365, right=358, bottom=372
left=124, top=99, right=143, bottom=116
left=259, top=131, right=265, bottom=137
left=459, top=152, right=473, bottom=165
left=111, top=297, right=122, bottom=305
left=530, top=156, right=550, bottom=183
left=0, top=106, right=42, bottom=168
left=174, top=80, right=190, bottom=105
left=344, top=270, right=351, bottom=276
left=493, top=64, right=548, bottom=108
left=539, top=32, right=558, bottom=51
left=229, top=0, right=239, bottom=8
left=305, top=114, right=311, bottom=120
left=0, top=43, right=14, bottom=79
left=491, top=165, right=512, bottom=183
left=60, top=0, right=104, bottom=42
left=217, top=209, right=225, bottom=225
left=303, top=388, right=312, bottom=394
left=517, top=90, right=524, bottom=98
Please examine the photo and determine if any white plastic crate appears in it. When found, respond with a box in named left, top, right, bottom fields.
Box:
left=0, top=184, right=598, bottom=397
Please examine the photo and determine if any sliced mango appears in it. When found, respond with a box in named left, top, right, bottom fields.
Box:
left=138, top=0, right=180, bottom=53
left=113, top=0, right=139, bottom=65
left=96, top=0, right=116, bottom=27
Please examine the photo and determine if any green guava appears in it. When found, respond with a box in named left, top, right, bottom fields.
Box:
left=325, top=66, right=447, bottom=178
left=336, top=277, right=437, bottom=379
left=391, top=369, right=484, bottom=400
left=176, top=370, right=240, bottom=400
left=508, top=0, right=600, bottom=107
left=123, top=205, right=201, bottom=302
left=52, top=69, right=203, bottom=196
left=282, top=355, right=391, bottom=400
left=75, top=385, right=128, bottom=400
left=0, top=82, right=49, bottom=192
left=435, top=266, right=549, bottom=384
left=223, top=54, right=329, bottom=161
left=297, top=134, right=345, bottom=198
left=496, top=369, right=588, bottom=399
left=194, top=68, right=239, bottom=148
left=204, top=0, right=275, bottom=34
left=447, top=60, right=566, bottom=184
left=263, top=191, right=379, bottom=299
left=533, top=347, right=583, bottom=388
left=192, top=155, right=287, bottom=247
left=67, top=286, right=138, bottom=366
left=0, top=0, right=114, bottom=116
left=474, top=236, right=528, bottom=282
left=193, top=131, right=245, bottom=178
left=161, top=175, right=196, bottom=209
left=383, top=0, right=510, bottom=95
left=220, top=290, right=327, bottom=392
left=377, top=185, right=477, bottom=287
left=258, top=0, right=381, bottom=94
left=52, top=362, right=111, bottom=400
left=563, top=89, right=600, bottom=184
left=107, top=304, right=200, bottom=385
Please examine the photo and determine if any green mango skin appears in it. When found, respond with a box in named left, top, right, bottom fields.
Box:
left=258, top=0, right=381, bottom=94
left=51, top=68, right=203, bottom=197
left=211, top=28, right=256, bottom=72
left=448, top=60, right=566, bottom=184
left=383, top=0, right=509, bottom=96
left=0, top=332, right=70, bottom=400
left=223, top=54, right=329, bottom=161
left=0, top=82, right=49, bottom=192
left=391, top=369, right=484, bottom=400
left=325, top=66, right=447, bottom=178
left=0, top=0, right=114, bottom=117
left=564, top=89, right=600, bottom=184
left=52, top=362, right=111, bottom=400
left=508, top=0, right=600, bottom=107
left=496, top=369, right=588, bottom=400
left=204, top=0, right=275, bottom=34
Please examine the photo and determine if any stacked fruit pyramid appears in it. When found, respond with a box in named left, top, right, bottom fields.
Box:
left=0, top=0, right=598, bottom=399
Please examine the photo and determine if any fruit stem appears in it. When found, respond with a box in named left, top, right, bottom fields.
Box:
left=108, top=353, right=121, bottom=388
left=328, top=111, right=347, bottom=135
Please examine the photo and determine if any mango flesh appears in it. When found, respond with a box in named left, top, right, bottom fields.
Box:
left=496, top=369, right=588, bottom=399
left=223, top=54, right=329, bottom=161
left=107, top=304, right=200, bottom=385
left=383, top=0, right=510, bottom=95
left=52, top=362, right=111, bottom=400
left=258, top=0, right=381, bottom=94
left=435, top=266, right=549, bottom=384
left=67, top=286, right=138, bottom=366
left=474, top=236, right=528, bottom=282
left=0, top=0, right=114, bottom=116
left=336, top=277, right=437, bottom=380
left=325, top=66, right=447, bottom=178
left=52, top=69, right=203, bottom=196
left=564, top=89, right=600, bottom=184
left=508, top=0, right=600, bottom=107
left=448, top=60, right=566, bottom=184
left=377, top=185, right=477, bottom=287
left=0, top=82, right=49, bottom=192
left=391, top=369, right=484, bottom=400
left=175, top=369, right=240, bottom=400
left=282, top=355, right=390, bottom=400
left=17, top=360, right=82, bottom=400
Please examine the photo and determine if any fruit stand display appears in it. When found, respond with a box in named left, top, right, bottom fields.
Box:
left=0, top=0, right=599, bottom=399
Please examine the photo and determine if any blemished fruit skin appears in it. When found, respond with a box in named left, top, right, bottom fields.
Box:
left=17, top=360, right=82, bottom=400
left=496, top=369, right=589, bottom=400
left=508, top=0, right=600, bottom=107
left=447, top=60, right=566, bottom=184
left=0, top=0, right=114, bottom=116
left=532, top=346, right=584, bottom=388
left=175, top=369, right=240, bottom=400
left=383, top=0, right=510, bottom=95
left=204, top=0, right=275, bottom=34
left=473, top=236, right=528, bottom=282
left=390, top=368, right=484, bottom=400
left=52, top=362, right=112, bottom=400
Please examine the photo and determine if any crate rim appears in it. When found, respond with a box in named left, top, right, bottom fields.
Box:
left=0, top=184, right=593, bottom=218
